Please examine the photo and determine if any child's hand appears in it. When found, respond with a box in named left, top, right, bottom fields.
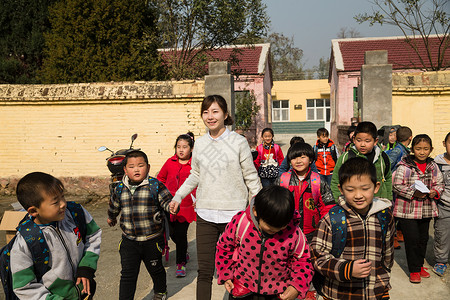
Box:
left=429, top=189, right=437, bottom=199
left=107, top=218, right=116, bottom=227
left=352, top=259, right=372, bottom=278
left=278, top=285, right=299, bottom=300
left=169, top=201, right=180, bottom=215
left=76, top=277, right=90, bottom=295
left=413, top=190, right=427, bottom=199
left=224, top=279, right=234, bottom=294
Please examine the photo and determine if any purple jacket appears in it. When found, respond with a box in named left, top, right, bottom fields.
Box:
left=216, top=205, right=313, bottom=298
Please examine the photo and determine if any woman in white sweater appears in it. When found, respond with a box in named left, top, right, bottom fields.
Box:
left=172, top=95, right=262, bottom=300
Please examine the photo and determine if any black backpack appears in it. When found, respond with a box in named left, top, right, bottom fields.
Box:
left=0, top=202, right=86, bottom=300
left=312, top=205, right=391, bottom=296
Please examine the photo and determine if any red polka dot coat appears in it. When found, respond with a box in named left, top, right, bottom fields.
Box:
left=216, top=206, right=314, bottom=298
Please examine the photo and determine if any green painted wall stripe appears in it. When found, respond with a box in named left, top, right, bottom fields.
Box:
left=272, top=121, right=325, bottom=134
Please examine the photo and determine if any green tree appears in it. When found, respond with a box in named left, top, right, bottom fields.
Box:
left=40, top=0, right=162, bottom=83
left=235, top=90, right=260, bottom=131
left=314, top=57, right=330, bottom=79
left=0, top=0, right=55, bottom=83
left=355, top=0, right=449, bottom=70
left=154, top=0, right=269, bottom=80
left=267, top=32, right=305, bottom=80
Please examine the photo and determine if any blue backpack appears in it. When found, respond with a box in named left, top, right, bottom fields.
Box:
left=313, top=205, right=391, bottom=296
left=0, top=202, right=86, bottom=300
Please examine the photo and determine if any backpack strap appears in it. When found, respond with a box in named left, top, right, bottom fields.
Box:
left=16, top=217, right=51, bottom=281
left=232, top=212, right=251, bottom=261
left=256, top=144, right=264, bottom=160
left=381, top=151, right=391, bottom=179
left=291, top=229, right=307, bottom=259
left=273, top=144, right=280, bottom=161
left=328, top=205, right=347, bottom=258
left=376, top=208, right=391, bottom=251
left=279, top=170, right=292, bottom=188
left=66, top=201, right=87, bottom=243
left=310, top=172, right=321, bottom=203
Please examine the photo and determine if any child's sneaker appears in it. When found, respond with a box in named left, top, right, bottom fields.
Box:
left=153, top=292, right=167, bottom=300
left=420, top=267, right=430, bottom=278
left=393, top=236, right=401, bottom=249
left=176, top=263, right=186, bottom=277
left=409, top=272, right=421, bottom=283
left=433, top=263, right=447, bottom=277
left=397, top=229, right=404, bottom=242
left=305, top=290, right=317, bottom=300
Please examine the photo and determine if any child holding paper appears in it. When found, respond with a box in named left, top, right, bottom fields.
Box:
left=392, top=134, right=444, bottom=284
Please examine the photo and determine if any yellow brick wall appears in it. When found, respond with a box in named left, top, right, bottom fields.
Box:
left=392, top=71, right=450, bottom=156
left=0, top=81, right=205, bottom=178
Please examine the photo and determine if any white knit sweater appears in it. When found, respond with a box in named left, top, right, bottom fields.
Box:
left=172, top=130, right=262, bottom=210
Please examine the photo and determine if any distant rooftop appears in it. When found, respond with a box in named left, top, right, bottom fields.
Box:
left=332, top=35, right=449, bottom=72
left=159, top=43, right=270, bottom=75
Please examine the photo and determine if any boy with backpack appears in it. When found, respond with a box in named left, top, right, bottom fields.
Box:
left=330, top=121, right=393, bottom=202
left=6, top=172, right=101, bottom=299
left=107, top=150, right=178, bottom=300
left=311, top=157, right=395, bottom=300
left=386, top=126, right=412, bottom=172
left=313, top=128, right=339, bottom=186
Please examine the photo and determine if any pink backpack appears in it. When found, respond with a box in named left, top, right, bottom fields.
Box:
left=279, top=170, right=321, bottom=203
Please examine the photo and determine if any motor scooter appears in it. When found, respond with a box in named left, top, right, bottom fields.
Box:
left=97, top=133, right=140, bottom=193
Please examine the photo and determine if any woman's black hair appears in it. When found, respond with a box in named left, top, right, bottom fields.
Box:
left=174, top=132, right=195, bottom=149
left=261, top=128, right=274, bottom=137
left=287, top=142, right=315, bottom=162
left=254, top=185, right=295, bottom=228
left=338, top=157, right=377, bottom=187
left=411, top=134, right=433, bottom=149
left=201, top=95, right=233, bottom=125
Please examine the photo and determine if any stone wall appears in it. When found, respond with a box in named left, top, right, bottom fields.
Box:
left=0, top=81, right=205, bottom=196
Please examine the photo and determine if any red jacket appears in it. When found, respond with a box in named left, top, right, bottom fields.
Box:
left=276, top=168, right=335, bottom=235
left=313, top=139, right=338, bottom=176
left=157, top=155, right=196, bottom=223
left=253, top=143, right=284, bottom=169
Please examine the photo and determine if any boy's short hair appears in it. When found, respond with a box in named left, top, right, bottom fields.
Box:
left=339, top=157, right=377, bottom=187
left=289, top=136, right=305, bottom=147
left=16, top=172, right=64, bottom=209
left=354, top=121, right=378, bottom=140
left=254, top=185, right=295, bottom=228
left=396, top=126, right=412, bottom=142
left=287, top=142, right=315, bottom=162
left=317, top=128, right=329, bottom=137
left=124, top=150, right=149, bottom=165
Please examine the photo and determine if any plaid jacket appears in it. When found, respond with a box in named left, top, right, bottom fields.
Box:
left=392, top=156, right=444, bottom=219
left=311, top=197, right=395, bottom=300
left=108, top=176, right=173, bottom=241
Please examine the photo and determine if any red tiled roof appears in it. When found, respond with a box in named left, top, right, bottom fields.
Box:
left=159, top=44, right=269, bottom=75
left=334, top=36, right=449, bottom=71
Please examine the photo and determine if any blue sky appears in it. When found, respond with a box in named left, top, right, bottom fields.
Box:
left=262, top=0, right=406, bottom=68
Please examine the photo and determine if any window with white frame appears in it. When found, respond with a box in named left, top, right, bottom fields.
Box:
left=272, top=100, right=289, bottom=122
left=306, top=99, right=330, bottom=122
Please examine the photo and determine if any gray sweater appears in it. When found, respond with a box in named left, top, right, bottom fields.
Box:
left=435, top=154, right=450, bottom=214
left=173, top=130, right=261, bottom=211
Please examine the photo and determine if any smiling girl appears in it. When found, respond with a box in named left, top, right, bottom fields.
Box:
left=171, top=95, right=262, bottom=300
left=276, top=142, right=335, bottom=243
left=157, top=132, right=196, bottom=277
left=392, top=134, right=444, bottom=284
